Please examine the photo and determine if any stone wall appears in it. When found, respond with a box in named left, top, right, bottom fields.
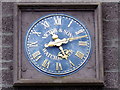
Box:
left=1, top=2, right=119, bottom=90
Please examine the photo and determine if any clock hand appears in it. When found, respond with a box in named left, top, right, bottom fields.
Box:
left=45, top=33, right=69, bottom=59
left=51, top=33, right=59, bottom=40
left=57, top=35, right=88, bottom=59
left=44, top=41, right=55, bottom=47
left=44, top=33, right=60, bottom=47
left=44, top=38, right=68, bottom=47
left=45, top=33, right=68, bottom=47
left=44, top=35, right=87, bottom=47
left=68, top=35, right=88, bottom=41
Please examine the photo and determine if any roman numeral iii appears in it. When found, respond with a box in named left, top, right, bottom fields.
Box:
left=79, top=41, right=88, bottom=46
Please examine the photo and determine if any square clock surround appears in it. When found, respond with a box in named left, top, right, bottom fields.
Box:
left=13, top=3, right=103, bottom=86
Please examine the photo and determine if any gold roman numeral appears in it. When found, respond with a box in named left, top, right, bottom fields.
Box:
left=68, top=20, right=73, bottom=27
left=75, top=51, right=84, bottom=59
left=54, top=16, right=62, bottom=25
left=27, top=41, right=38, bottom=47
left=56, top=62, right=62, bottom=71
left=75, top=29, right=84, bottom=35
left=68, top=60, right=75, bottom=67
left=40, top=21, right=50, bottom=29
left=31, top=30, right=41, bottom=36
left=79, top=41, right=88, bottom=46
left=42, top=59, right=50, bottom=69
left=32, top=51, right=42, bottom=61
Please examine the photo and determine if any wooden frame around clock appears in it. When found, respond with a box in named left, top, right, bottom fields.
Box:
left=13, top=2, right=104, bottom=86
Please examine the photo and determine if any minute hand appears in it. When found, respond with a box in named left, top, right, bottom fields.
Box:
left=45, top=35, right=88, bottom=47
left=68, top=35, right=88, bottom=41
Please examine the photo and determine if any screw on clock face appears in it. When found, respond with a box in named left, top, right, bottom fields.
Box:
left=44, top=33, right=88, bottom=59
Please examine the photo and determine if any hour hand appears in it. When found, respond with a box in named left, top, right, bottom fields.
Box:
left=44, top=41, right=55, bottom=47
left=44, top=38, right=68, bottom=48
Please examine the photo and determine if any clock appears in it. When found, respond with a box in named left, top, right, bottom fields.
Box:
left=14, top=3, right=104, bottom=85
left=24, top=14, right=91, bottom=77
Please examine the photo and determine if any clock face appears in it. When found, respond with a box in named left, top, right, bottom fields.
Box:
left=24, top=14, right=91, bottom=77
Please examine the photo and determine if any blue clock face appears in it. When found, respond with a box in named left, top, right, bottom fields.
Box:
left=25, top=14, right=91, bottom=77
